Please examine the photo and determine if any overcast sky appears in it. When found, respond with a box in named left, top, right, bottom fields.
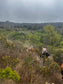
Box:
left=0, top=0, right=63, bottom=23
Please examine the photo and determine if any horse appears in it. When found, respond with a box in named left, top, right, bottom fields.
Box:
left=26, top=47, right=35, bottom=53
left=28, top=48, right=35, bottom=52
left=40, top=52, right=50, bottom=58
left=60, top=63, right=63, bottom=79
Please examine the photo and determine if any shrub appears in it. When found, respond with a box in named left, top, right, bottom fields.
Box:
left=23, top=56, right=33, bottom=68
left=0, top=66, right=20, bottom=81
left=49, top=61, right=60, bottom=73
left=41, top=66, right=49, bottom=76
left=0, top=56, right=19, bottom=69
left=60, top=41, right=63, bottom=47
left=41, top=59, right=60, bottom=76
left=53, top=49, right=63, bottom=65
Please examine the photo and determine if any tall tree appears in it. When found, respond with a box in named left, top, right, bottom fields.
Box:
left=43, top=25, right=60, bottom=46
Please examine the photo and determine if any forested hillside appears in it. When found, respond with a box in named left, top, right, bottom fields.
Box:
left=0, top=21, right=63, bottom=34
left=0, top=22, right=63, bottom=84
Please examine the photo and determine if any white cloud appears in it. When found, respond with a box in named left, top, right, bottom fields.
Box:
left=7, top=0, right=55, bottom=7
left=0, top=0, right=63, bottom=23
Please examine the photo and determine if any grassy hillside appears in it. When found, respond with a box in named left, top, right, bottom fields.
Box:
left=0, top=24, right=63, bottom=84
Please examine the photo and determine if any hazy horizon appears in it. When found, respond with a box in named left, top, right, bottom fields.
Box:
left=0, top=0, right=63, bottom=23
left=1, top=20, right=63, bottom=24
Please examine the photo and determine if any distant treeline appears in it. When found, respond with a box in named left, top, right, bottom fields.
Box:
left=0, top=21, right=63, bottom=34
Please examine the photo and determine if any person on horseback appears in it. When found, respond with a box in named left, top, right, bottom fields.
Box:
left=60, top=63, right=63, bottom=79
left=42, top=46, right=47, bottom=54
left=40, top=46, right=49, bottom=58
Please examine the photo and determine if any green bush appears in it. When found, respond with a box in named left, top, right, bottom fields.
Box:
left=0, top=56, right=19, bottom=69
left=60, top=41, right=63, bottom=47
left=49, top=61, right=60, bottom=73
left=53, top=49, right=63, bottom=65
left=41, top=59, right=60, bottom=76
left=0, top=66, right=20, bottom=81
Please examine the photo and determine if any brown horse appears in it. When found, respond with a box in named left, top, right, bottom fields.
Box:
left=28, top=48, right=35, bottom=52
left=60, top=63, right=63, bottom=79
left=26, top=48, right=35, bottom=53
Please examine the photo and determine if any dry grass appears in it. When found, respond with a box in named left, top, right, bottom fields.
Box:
left=0, top=39, right=63, bottom=84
